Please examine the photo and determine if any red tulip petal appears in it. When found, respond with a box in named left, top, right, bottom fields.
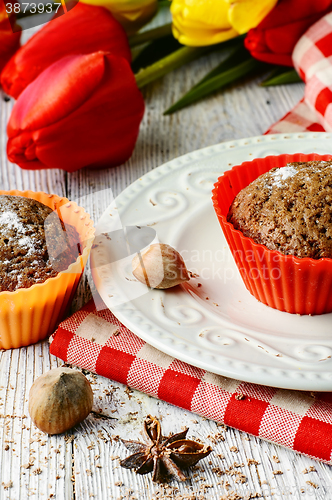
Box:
left=35, top=56, right=144, bottom=171
left=1, top=3, right=130, bottom=98
left=0, top=17, right=21, bottom=73
left=8, top=52, right=105, bottom=135
left=245, top=0, right=332, bottom=67
left=7, top=54, right=145, bottom=171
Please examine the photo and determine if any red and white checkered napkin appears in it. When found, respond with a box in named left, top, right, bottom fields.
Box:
left=50, top=297, right=332, bottom=464
left=266, top=13, right=332, bottom=134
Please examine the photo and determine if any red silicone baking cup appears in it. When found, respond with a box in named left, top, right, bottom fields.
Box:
left=212, top=153, right=332, bottom=315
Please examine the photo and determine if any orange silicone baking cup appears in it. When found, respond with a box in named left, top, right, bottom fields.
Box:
left=0, top=190, right=95, bottom=349
left=212, top=153, right=332, bottom=315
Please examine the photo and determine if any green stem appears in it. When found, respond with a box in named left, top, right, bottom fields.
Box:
left=129, top=23, right=173, bottom=47
left=135, top=46, right=209, bottom=88
left=158, top=0, right=171, bottom=7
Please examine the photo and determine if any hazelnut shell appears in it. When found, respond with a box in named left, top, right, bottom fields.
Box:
left=28, top=367, right=93, bottom=435
left=132, top=243, right=190, bottom=289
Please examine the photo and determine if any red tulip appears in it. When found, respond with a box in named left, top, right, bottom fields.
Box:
left=245, top=0, right=332, bottom=66
left=1, top=3, right=131, bottom=99
left=7, top=52, right=145, bottom=171
left=0, top=0, right=21, bottom=75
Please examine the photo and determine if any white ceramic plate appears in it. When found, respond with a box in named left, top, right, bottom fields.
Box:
left=91, top=133, right=332, bottom=391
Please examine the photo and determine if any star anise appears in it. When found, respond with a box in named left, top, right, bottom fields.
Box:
left=120, top=415, right=212, bottom=483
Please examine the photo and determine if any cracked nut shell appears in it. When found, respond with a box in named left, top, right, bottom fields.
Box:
left=132, top=243, right=190, bottom=289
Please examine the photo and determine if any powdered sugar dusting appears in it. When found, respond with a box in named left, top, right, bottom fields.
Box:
left=270, top=165, right=298, bottom=187
left=1, top=210, right=36, bottom=254
left=0, top=211, right=26, bottom=233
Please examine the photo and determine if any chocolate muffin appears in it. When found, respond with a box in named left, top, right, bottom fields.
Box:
left=227, top=160, right=332, bottom=259
left=0, top=195, right=80, bottom=292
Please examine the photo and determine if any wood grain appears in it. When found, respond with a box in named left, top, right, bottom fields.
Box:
left=0, top=17, right=331, bottom=500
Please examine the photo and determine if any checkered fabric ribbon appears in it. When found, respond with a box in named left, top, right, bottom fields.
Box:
left=266, top=12, right=332, bottom=134
left=50, top=297, right=332, bottom=464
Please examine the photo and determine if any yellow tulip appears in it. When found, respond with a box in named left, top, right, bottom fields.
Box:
left=80, top=0, right=158, bottom=34
left=171, top=0, right=278, bottom=46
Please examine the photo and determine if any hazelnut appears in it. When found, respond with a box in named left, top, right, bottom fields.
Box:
left=132, top=243, right=189, bottom=289
left=28, top=367, right=93, bottom=435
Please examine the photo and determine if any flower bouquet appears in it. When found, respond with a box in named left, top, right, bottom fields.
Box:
left=0, top=0, right=331, bottom=171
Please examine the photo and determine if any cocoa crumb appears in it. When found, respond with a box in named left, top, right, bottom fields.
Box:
left=306, top=481, right=318, bottom=488
left=303, top=466, right=316, bottom=473
left=2, top=480, right=13, bottom=490
left=272, top=455, right=280, bottom=463
left=272, top=470, right=283, bottom=475
left=235, top=472, right=247, bottom=484
left=212, top=467, right=224, bottom=477
left=229, top=446, right=238, bottom=453
left=220, top=491, right=241, bottom=500
left=22, top=460, right=34, bottom=469
left=64, top=435, right=75, bottom=444
left=207, top=432, right=224, bottom=443
left=247, top=459, right=259, bottom=466
left=235, top=393, right=245, bottom=400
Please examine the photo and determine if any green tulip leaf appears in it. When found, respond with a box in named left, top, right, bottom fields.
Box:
left=132, top=35, right=182, bottom=73
left=261, top=67, right=302, bottom=86
left=189, top=43, right=251, bottom=89
left=129, top=23, right=173, bottom=48
left=134, top=34, right=246, bottom=91
left=164, top=49, right=263, bottom=115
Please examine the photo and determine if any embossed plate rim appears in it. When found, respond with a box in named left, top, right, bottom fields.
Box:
left=91, top=133, right=332, bottom=391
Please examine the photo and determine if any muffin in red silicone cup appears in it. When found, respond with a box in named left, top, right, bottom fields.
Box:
left=212, top=153, right=332, bottom=315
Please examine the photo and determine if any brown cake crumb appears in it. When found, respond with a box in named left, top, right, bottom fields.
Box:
left=0, top=195, right=79, bottom=292
left=227, top=161, right=332, bottom=258
left=306, top=480, right=318, bottom=488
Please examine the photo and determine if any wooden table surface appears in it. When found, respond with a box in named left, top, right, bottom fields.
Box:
left=0, top=17, right=331, bottom=500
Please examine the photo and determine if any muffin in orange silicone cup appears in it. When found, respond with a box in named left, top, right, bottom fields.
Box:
left=0, top=190, right=95, bottom=349
left=212, top=153, right=332, bottom=315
